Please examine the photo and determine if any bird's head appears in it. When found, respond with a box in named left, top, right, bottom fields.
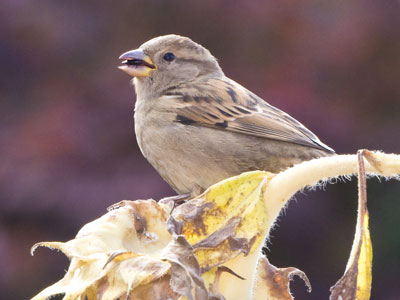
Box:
left=119, top=35, right=223, bottom=96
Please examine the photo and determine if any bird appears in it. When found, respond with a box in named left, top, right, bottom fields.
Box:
left=118, top=34, right=334, bottom=197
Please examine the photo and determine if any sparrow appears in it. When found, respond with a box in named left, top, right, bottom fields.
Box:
left=119, top=34, right=334, bottom=197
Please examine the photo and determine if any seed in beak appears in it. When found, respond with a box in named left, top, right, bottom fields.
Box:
left=125, top=59, right=146, bottom=66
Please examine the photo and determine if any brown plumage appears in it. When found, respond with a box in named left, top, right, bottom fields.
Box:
left=119, top=34, right=334, bottom=196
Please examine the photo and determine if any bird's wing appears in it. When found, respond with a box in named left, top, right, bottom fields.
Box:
left=166, top=78, right=334, bottom=153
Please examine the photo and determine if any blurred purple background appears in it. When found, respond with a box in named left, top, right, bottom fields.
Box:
left=1, top=1, right=400, bottom=299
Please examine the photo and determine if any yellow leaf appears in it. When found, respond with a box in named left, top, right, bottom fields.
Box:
left=356, top=213, right=373, bottom=300
left=169, top=171, right=274, bottom=271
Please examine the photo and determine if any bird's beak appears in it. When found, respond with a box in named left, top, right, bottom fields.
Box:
left=118, top=49, right=156, bottom=77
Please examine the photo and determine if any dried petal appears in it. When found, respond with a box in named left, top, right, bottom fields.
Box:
left=31, top=200, right=174, bottom=300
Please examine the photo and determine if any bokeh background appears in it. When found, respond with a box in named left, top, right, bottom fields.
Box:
left=1, top=1, right=400, bottom=299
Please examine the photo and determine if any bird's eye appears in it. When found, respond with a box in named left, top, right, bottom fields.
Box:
left=163, top=52, right=175, bottom=62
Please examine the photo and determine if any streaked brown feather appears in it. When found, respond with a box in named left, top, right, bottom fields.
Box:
left=169, top=78, right=334, bottom=153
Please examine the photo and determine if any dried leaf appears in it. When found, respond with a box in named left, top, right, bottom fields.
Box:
left=169, top=171, right=274, bottom=271
left=253, top=256, right=311, bottom=300
left=208, top=266, right=245, bottom=299
left=162, top=236, right=207, bottom=300
left=330, top=151, right=373, bottom=300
